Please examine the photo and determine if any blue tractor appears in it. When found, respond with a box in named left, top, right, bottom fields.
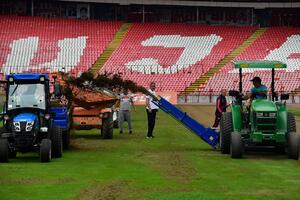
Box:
left=0, top=74, right=69, bottom=162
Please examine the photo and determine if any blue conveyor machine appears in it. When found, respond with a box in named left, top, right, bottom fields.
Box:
left=153, top=96, right=220, bottom=148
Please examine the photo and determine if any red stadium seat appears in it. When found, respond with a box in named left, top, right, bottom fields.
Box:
left=0, top=15, right=121, bottom=78
left=100, top=23, right=256, bottom=92
left=202, top=27, right=300, bottom=93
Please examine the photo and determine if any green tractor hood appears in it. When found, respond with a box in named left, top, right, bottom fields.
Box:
left=251, top=99, right=277, bottom=112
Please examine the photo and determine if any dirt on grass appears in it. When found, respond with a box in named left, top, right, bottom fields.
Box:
left=0, top=176, right=75, bottom=185
left=75, top=181, right=130, bottom=200
left=178, top=105, right=215, bottom=128
left=145, top=151, right=197, bottom=184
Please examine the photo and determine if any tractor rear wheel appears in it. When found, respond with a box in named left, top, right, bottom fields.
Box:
left=51, top=126, right=63, bottom=158
left=0, top=139, right=9, bottom=163
left=101, top=113, right=113, bottom=139
left=40, top=139, right=52, bottom=162
left=287, top=132, right=300, bottom=160
left=9, top=150, right=17, bottom=158
left=287, top=113, right=296, bottom=132
left=230, top=132, right=243, bottom=158
left=220, top=112, right=233, bottom=154
left=0, top=127, right=6, bottom=137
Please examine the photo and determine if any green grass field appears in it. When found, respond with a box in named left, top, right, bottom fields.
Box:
left=288, top=109, right=300, bottom=116
left=0, top=106, right=300, bottom=200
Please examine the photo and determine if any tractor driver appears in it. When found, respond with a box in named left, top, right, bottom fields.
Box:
left=248, top=76, right=268, bottom=100
left=243, top=76, right=268, bottom=109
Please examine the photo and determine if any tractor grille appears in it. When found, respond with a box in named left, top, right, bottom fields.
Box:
left=15, top=133, right=34, bottom=148
left=20, top=122, right=27, bottom=131
left=256, top=125, right=276, bottom=131
left=256, top=118, right=276, bottom=124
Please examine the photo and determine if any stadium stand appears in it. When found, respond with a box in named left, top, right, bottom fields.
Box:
left=101, top=23, right=256, bottom=92
left=0, top=15, right=121, bottom=77
left=201, top=27, right=300, bottom=93
left=0, top=15, right=298, bottom=94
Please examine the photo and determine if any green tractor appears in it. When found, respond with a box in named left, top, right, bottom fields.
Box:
left=220, top=61, right=300, bottom=159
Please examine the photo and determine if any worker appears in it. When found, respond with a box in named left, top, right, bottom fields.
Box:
left=146, top=82, right=159, bottom=138
left=248, top=76, right=268, bottom=99
left=243, top=76, right=268, bottom=108
left=211, top=89, right=229, bottom=129
left=118, top=88, right=135, bottom=134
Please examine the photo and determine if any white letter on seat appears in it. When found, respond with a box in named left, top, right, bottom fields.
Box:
left=2, top=37, right=39, bottom=74
left=2, top=36, right=87, bottom=74
left=265, top=34, right=300, bottom=72
left=125, top=34, right=222, bottom=74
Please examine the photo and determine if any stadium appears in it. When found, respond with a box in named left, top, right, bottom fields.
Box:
left=0, top=0, right=300, bottom=199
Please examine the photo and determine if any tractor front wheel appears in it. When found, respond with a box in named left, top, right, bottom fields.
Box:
left=51, top=126, right=63, bottom=158
left=220, top=112, right=233, bottom=154
left=230, top=132, right=243, bottom=159
left=287, top=132, right=300, bottom=160
left=40, top=139, right=52, bottom=163
left=0, top=139, right=9, bottom=163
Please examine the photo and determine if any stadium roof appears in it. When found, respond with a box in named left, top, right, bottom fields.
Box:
left=59, top=0, right=300, bottom=8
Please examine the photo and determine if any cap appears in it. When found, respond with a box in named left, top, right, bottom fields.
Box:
left=250, top=76, right=261, bottom=83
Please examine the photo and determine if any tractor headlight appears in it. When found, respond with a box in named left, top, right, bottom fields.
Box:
left=40, top=127, right=48, bottom=132
left=4, top=115, right=10, bottom=120
left=44, top=114, right=51, bottom=120
left=256, top=112, right=263, bottom=117
left=26, top=121, right=34, bottom=131
left=269, top=113, right=276, bottom=117
left=13, top=122, right=21, bottom=132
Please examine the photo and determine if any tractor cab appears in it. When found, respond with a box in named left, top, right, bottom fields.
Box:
left=221, top=61, right=299, bottom=159
left=6, top=74, right=49, bottom=116
left=0, top=74, right=64, bottom=163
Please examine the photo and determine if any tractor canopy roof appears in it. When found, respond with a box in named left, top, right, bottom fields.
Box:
left=234, top=61, right=286, bottom=69
left=6, top=74, right=49, bottom=81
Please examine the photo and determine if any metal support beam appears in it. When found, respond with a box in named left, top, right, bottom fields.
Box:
left=271, top=68, right=275, bottom=101
left=239, top=68, right=242, bottom=93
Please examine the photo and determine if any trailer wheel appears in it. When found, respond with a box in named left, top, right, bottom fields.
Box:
left=220, top=112, right=232, bottom=154
left=101, top=113, right=113, bottom=139
left=51, top=126, right=63, bottom=158
left=0, top=139, right=9, bottom=163
left=287, top=132, right=300, bottom=160
left=40, top=139, right=52, bottom=163
left=230, top=132, right=243, bottom=159
left=63, top=130, right=70, bottom=149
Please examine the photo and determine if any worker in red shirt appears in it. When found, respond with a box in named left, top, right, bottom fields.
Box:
left=212, top=89, right=229, bottom=129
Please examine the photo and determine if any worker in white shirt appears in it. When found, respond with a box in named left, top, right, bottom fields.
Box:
left=146, top=82, right=159, bottom=139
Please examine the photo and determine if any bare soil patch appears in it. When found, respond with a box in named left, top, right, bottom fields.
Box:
left=75, top=181, right=129, bottom=200
left=144, top=151, right=197, bottom=184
